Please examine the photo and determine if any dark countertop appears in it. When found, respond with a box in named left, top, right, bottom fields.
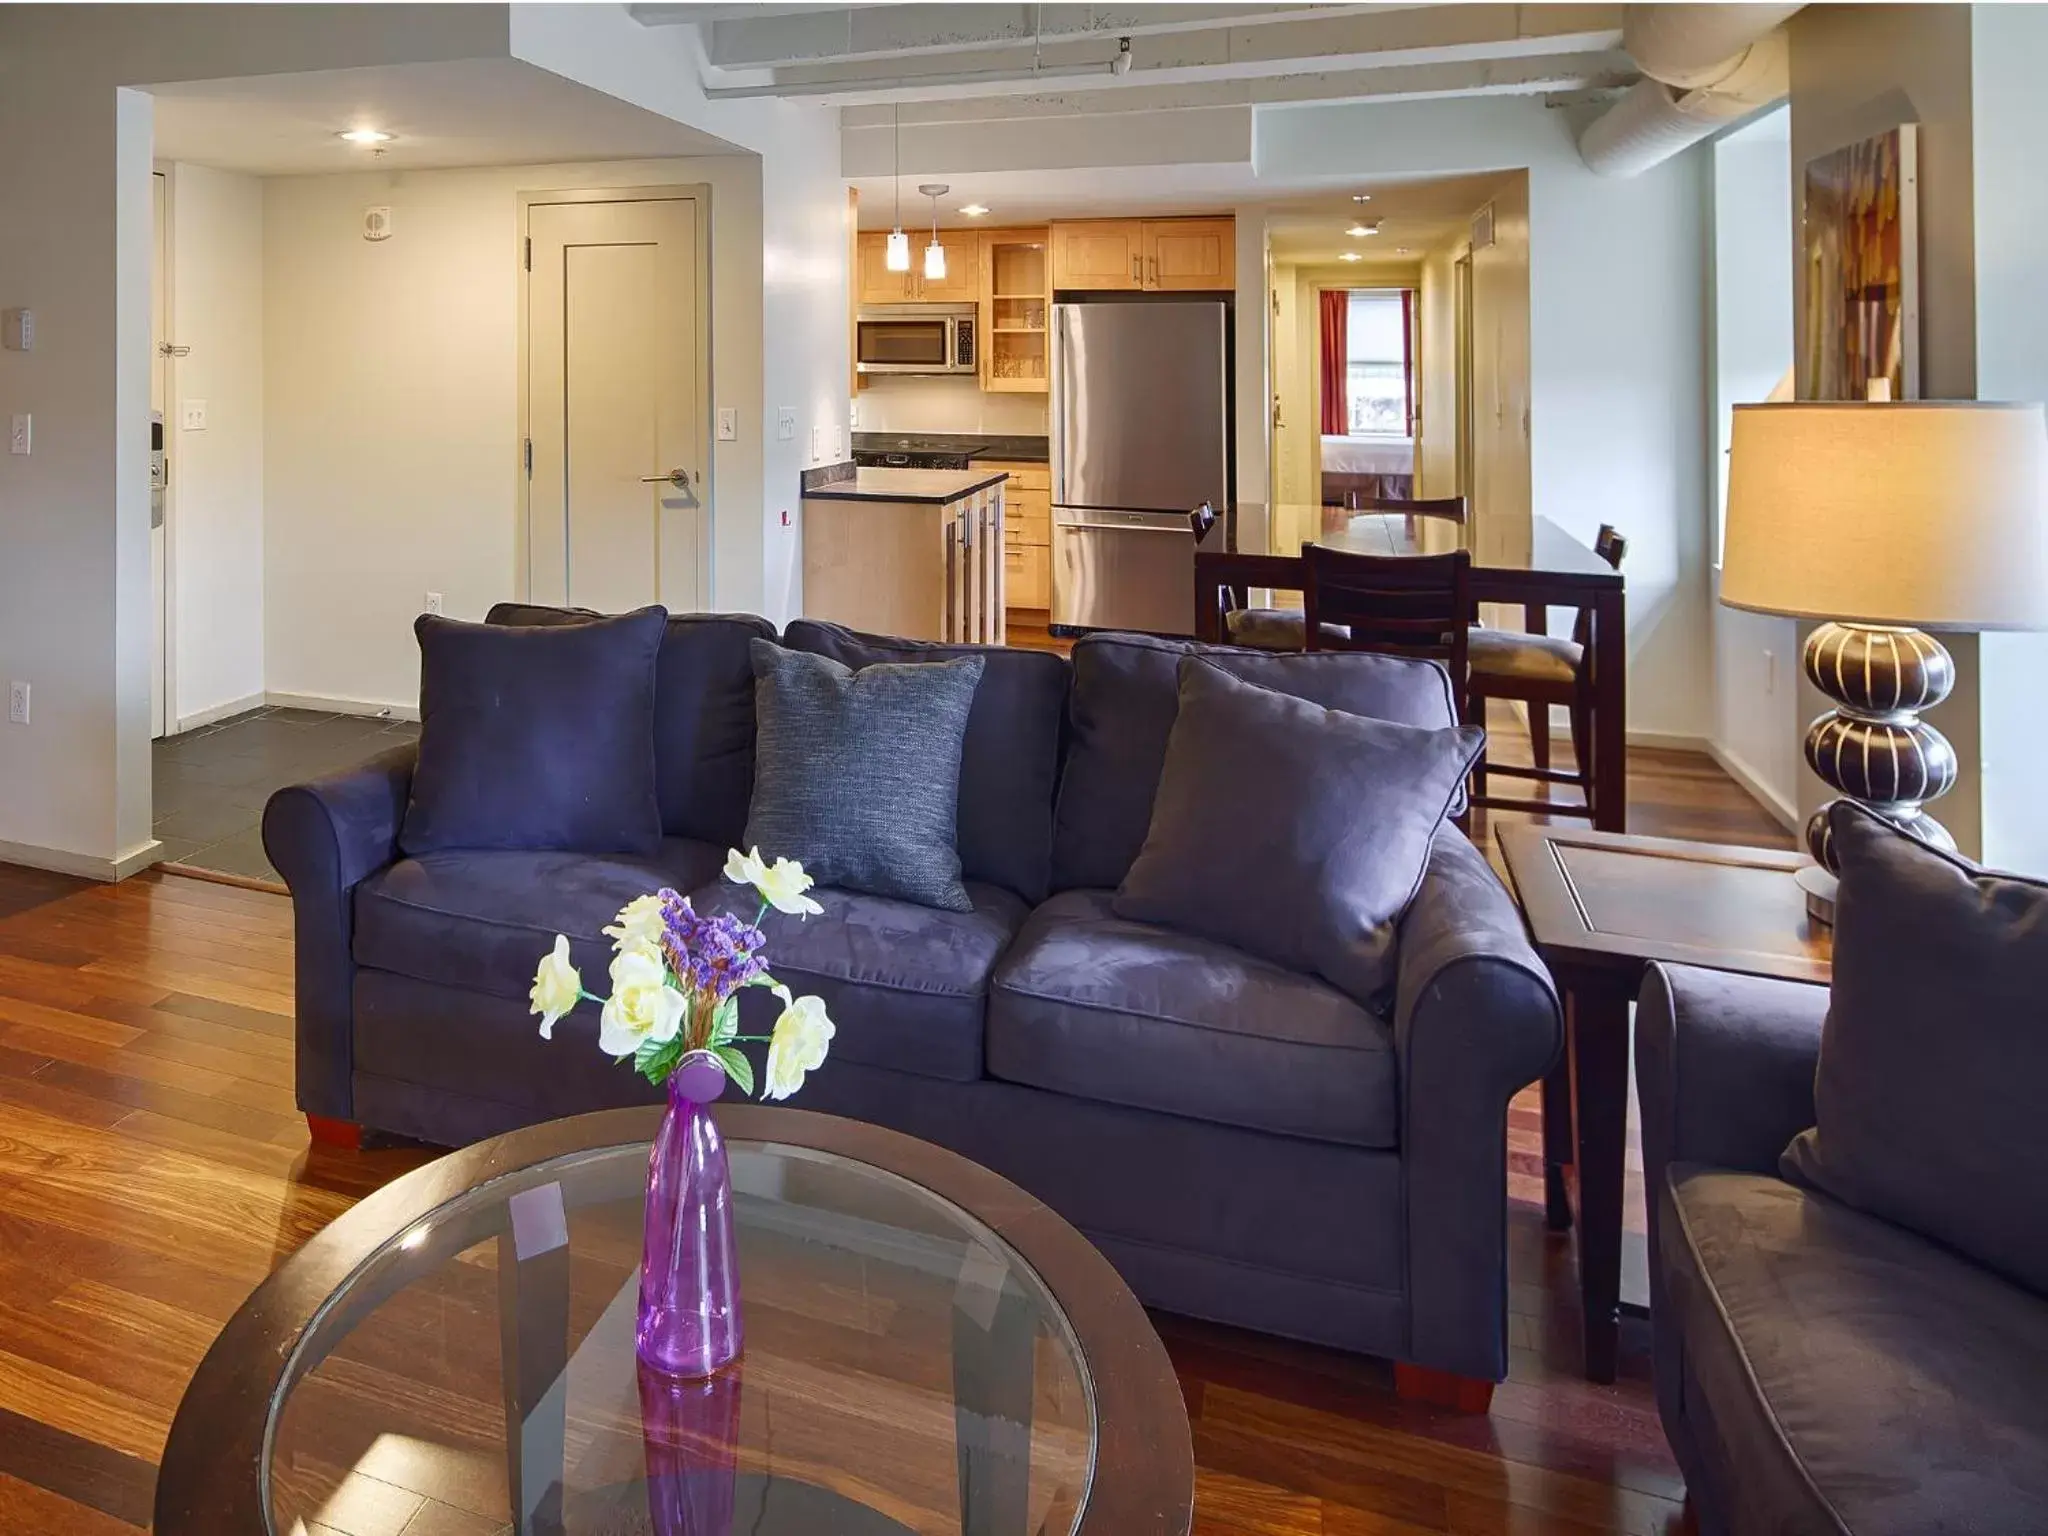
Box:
left=803, top=467, right=1010, bottom=505
left=852, top=432, right=1049, bottom=463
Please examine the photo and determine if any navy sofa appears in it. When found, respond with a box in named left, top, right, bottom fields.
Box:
left=265, top=613, right=1561, bottom=1393
left=1638, top=962, right=2048, bottom=1532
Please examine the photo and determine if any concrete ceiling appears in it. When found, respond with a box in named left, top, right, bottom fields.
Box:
left=637, top=2, right=1636, bottom=108
left=150, top=58, right=735, bottom=177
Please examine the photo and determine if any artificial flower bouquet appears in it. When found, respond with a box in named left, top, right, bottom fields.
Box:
left=528, top=848, right=836, bottom=1101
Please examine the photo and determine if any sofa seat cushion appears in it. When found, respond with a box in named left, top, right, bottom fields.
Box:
left=1663, top=1167, right=2048, bottom=1533
left=693, top=881, right=1030, bottom=1085
left=354, top=839, right=729, bottom=1001
left=986, top=890, right=1398, bottom=1149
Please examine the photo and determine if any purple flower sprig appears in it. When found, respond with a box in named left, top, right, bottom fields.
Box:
left=657, top=890, right=768, bottom=1004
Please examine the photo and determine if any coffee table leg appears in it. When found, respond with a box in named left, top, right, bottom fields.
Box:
left=500, top=1183, right=572, bottom=1536
left=1572, top=983, right=1632, bottom=1384
left=1541, top=1049, right=1574, bottom=1232
left=953, top=1251, right=1035, bottom=1536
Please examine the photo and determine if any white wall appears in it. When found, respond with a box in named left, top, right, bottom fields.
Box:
left=1257, top=97, right=1710, bottom=741
left=1707, top=113, right=1799, bottom=828
left=166, top=161, right=266, bottom=728
left=853, top=377, right=1047, bottom=437
left=1415, top=242, right=1458, bottom=499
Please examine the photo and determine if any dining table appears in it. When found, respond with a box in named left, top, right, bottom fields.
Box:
left=1194, top=507, right=1628, bottom=833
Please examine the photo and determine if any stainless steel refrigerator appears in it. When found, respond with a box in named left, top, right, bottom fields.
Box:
left=1051, top=299, right=1231, bottom=634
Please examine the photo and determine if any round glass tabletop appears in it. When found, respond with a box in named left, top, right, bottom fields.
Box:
left=156, top=1106, right=1192, bottom=1536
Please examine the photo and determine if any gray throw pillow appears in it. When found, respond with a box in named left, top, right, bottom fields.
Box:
left=745, top=639, right=985, bottom=912
left=1113, top=657, right=1484, bottom=1003
left=1782, top=802, right=2048, bottom=1295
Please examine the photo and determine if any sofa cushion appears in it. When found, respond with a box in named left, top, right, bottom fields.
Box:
left=354, top=839, right=729, bottom=1001
left=694, top=881, right=1029, bottom=1085
left=1051, top=632, right=1463, bottom=893
left=403, top=608, right=666, bottom=857
left=1783, top=802, right=2048, bottom=1296
left=745, top=639, right=984, bottom=912
left=1116, top=659, right=1482, bottom=1005
left=783, top=620, right=1069, bottom=904
left=486, top=603, right=776, bottom=847
left=987, top=890, right=1398, bottom=1148
left=1662, top=1167, right=2048, bottom=1533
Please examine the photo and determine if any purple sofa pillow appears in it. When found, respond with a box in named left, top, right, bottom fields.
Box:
left=401, top=607, right=666, bottom=857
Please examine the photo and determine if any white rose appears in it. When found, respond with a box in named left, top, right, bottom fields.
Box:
left=725, top=846, right=824, bottom=918
left=598, top=950, right=687, bottom=1058
left=762, top=985, right=835, bottom=1100
left=529, top=936, right=582, bottom=1039
left=605, top=893, right=667, bottom=958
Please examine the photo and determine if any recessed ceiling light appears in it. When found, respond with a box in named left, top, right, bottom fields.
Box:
left=1396, top=246, right=1412, bottom=254
left=1351, top=193, right=1373, bottom=203
left=1339, top=251, right=1363, bottom=263
left=338, top=128, right=394, bottom=145
left=959, top=203, right=991, bottom=217
left=1346, top=222, right=1378, bottom=238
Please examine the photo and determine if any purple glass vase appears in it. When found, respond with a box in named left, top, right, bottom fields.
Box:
left=638, top=1358, right=741, bottom=1536
left=637, top=1054, right=743, bottom=1376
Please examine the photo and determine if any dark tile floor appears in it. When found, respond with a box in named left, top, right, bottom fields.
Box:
left=152, top=706, right=420, bottom=885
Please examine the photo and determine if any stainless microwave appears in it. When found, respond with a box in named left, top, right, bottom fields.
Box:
left=856, top=304, right=977, bottom=376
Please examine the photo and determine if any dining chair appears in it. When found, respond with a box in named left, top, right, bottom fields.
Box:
left=1302, top=543, right=1473, bottom=685
left=1466, top=525, right=1626, bottom=820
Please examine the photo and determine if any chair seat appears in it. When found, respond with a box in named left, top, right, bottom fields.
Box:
left=1224, top=608, right=1351, bottom=652
left=1467, top=626, right=1583, bottom=685
left=986, top=890, right=1398, bottom=1148
left=1663, top=1168, right=2048, bottom=1533
left=693, top=881, right=1029, bottom=1084
left=354, top=839, right=730, bottom=1002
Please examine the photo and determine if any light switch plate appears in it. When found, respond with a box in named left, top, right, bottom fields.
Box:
left=181, top=400, right=208, bottom=431
left=811, top=424, right=822, bottom=460
left=2, top=308, right=31, bottom=352
left=8, top=414, right=27, bottom=456
left=716, top=407, right=738, bottom=442
left=7, top=682, right=27, bottom=726
left=776, top=408, right=796, bottom=442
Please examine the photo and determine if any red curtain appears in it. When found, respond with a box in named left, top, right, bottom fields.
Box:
left=1400, top=288, right=1416, bottom=437
left=1319, top=288, right=1348, bottom=436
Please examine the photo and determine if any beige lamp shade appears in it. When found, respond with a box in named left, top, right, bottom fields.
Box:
left=1722, top=401, right=2048, bottom=630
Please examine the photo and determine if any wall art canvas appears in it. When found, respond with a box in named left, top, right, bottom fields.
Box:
left=1801, top=124, right=1920, bottom=401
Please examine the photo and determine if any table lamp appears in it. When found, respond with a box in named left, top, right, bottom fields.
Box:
left=1721, top=401, right=2048, bottom=919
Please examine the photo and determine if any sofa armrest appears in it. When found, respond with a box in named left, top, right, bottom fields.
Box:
left=261, top=744, right=415, bottom=1121
left=1393, top=828, right=1563, bottom=1380
left=1637, top=962, right=1825, bottom=1188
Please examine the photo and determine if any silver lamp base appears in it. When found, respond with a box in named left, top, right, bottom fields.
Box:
left=1799, top=622, right=1960, bottom=924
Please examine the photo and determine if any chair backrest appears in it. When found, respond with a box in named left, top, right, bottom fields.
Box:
left=1302, top=544, right=1472, bottom=686
left=1351, top=493, right=1469, bottom=524
left=1570, top=527, right=1627, bottom=648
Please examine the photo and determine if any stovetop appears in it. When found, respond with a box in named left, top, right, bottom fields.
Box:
left=851, top=432, right=1049, bottom=466
left=853, top=447, right=972, bottom=471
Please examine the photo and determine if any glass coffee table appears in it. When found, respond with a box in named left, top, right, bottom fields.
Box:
left=156, top=1105, right=1192, bottom=1536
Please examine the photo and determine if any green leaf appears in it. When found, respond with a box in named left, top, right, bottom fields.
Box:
left=742, top=971, right=779, bottom=989
left=635, top=1035, right=683, bottom=1085
left=714, top=1043, right=755, bottom=1097
left=711, top=993, right=739, bottom=1046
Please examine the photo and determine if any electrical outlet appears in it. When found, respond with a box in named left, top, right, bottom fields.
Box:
left=424, top=591, right=444, bottom=617
left=181, top=400, right=208, bottom=432
left=776, top=408, right=796, bottom=442
left=848, top=400, right=860, bottom=428
left=717, top=407, right=738, bottom=442
left=9, top=414, right=28, bottom=456
left=832, top=426, right=846, bottom=459
left=811, top=424, right=822, bottom=461
left=7, top=682, right=28, bottom=726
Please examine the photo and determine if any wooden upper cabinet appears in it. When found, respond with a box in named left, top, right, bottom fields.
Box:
left=1145, top=217, right=1235, bottom=291
left=857, top=230, right=912, bottom=305
left=1052, top=220, right=1144, bottom=291
left=914, top=231, right=980, bottom=303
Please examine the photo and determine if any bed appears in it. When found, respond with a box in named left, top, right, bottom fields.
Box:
left=1321, top=433, right=1415, bottom=505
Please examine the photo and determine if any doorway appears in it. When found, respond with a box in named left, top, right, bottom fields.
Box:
left=521, top=189, right=711, bottom=613
left=150, top=169, right=171, bottom=740
left=1454, top=251, right=1475, bottom=514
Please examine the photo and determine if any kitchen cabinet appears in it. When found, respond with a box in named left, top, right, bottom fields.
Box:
left=801, top=470, right=1006, bottom=644
left=983, top=459, right=1051, bottom=615
left=1051, top=217, right=1236, bottom=293
left=856, top=229, right=980, bottom=304
left=979, top=228, right=1050, bottom=393
left=1051, top=220, right=1145, bottom=291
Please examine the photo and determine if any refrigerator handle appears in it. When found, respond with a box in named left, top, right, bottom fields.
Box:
left=1050, top=306, right=1068, bottom=506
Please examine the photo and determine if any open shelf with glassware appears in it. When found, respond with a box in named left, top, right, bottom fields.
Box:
left=979, top=230, right=1050, bottom=393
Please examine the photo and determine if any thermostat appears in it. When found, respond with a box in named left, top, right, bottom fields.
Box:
left=364, top=206, right=393, bottom=242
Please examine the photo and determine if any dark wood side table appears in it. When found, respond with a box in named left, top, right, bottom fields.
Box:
left=1496, top=824, right=1832, bottom=1383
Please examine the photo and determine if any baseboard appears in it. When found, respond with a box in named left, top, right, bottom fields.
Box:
left=175, top=691, right=266, bottom=733
left=266, top=690, right=420, bottom=723
left=0, top=835, right=162, bottom=882
left=1706, top=741, right=1802, bottom=833
left=1626, top=728, right=1713, bottom=753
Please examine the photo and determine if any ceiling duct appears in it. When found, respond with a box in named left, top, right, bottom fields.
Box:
left=1578, top=4, right=1802, bottom=178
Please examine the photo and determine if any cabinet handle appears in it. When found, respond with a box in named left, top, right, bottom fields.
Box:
left=1149, top=255, right=1158, bottom=286
left=1130, top=254, right=1140, bottom=283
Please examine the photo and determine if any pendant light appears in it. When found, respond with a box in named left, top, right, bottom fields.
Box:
left=919, top=183, right=950, bottom=281
left=885, top=105, right=910, bottom=272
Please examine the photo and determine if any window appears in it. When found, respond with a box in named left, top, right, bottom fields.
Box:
left=1345, top=289, right=1413, bottom=437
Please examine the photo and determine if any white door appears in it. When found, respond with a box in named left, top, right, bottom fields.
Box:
left=525, top=195, right=707, bottom=613
left=150, top=170, right=170, bottom=739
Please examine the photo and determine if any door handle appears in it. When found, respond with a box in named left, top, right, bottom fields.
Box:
left=641, top=469, right=695, bottom=489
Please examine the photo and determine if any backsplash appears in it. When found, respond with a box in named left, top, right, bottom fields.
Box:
left=854, top=376, right=1048, bottom=436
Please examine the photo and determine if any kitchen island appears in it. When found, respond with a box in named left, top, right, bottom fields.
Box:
left=801, top=468, right=1008, bottom=644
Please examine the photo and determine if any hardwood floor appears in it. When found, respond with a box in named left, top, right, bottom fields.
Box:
left=0, top=734, right=1787, bottom=1534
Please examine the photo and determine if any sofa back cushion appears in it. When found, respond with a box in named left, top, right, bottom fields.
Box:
left=487, top=603, right=774, bottom=848
left=782, top=620, right=1070, bottom=903
left=1782, top=802, right=2048, bottom=1297
left=1051, top=632, right=1463, bottom=893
